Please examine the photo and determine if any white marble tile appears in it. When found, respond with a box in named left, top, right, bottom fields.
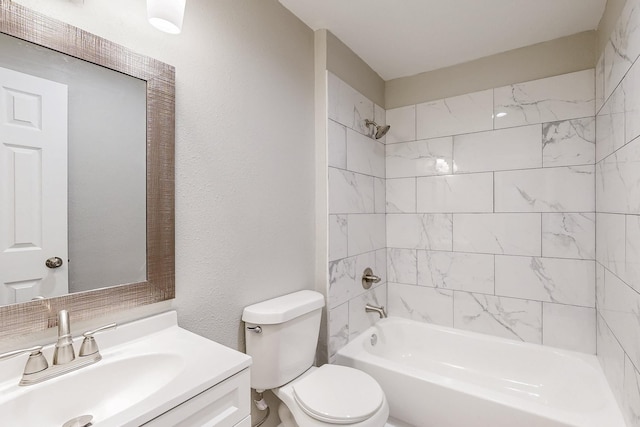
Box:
left=417, top=251, right=494, bottom=294
left=453, top=125, right=542, bottom=173
left=329, top=303, right=349, bottom=359
left=601, top=268, right=640, bottom=370
left=453, top=213, right=541, bottom=256
left=494, top=70, right=595, bottom=129
left=624, top=52, right=640, bottom=145
left=626, top=215, right=640, bottom=293
left=597, top=314, right=625, bottom=405
left=542, top=303, right=596, bottom=354
left=388, top=282, right=453, bottom=327
left=387, top=214, right=453, bottom=251
left=597, top=262, right=606, bottom=311
left=374, top=248, right=387, bottom=284
left=386, top=178, right=416, bottom=213
left=328, top=256, right=357, bottom=309
left=386, top=105, right=416, bottom=144
left=416, top=89, right=493, bottom=139
left=416, top=173, right=493, bottom=213
left=374, top=103, right=386, bottom=144
left=387, top=248, right=417, bottom=285
left=542, top=118, right=595, bottom=167
left=605, top=0, right=640, bottom=99
left=596, top=53, right=605, bottom=114
left=596, top=138, right=640, bottom=214
left=329, top=215, right=348, bottom=262
left=349, top=284, right=387, bottom=340
left=327, top=71, right=339, bottom=119
left=542, top=213, right=595, bottom=260
left=329, top=250, right=386, bottom=311
left=596, top=213, right=626, bottom=278
left=386, top=137, right=453, bottom=178
left=596, top=83, right=625, bottom=163
left=327, top=72, right=374, bottom=135
left=328, top=168, right=375, bottom=214
left=623, top=355, right=640, bottom=427
left=374, top=177, right=385, bottom=214
left=347, top=214, right=385, bottom=256
left=495, top=166, right=595, bottom=213
left=453, top=292, right=542, bottom=344
left=495, top=256, right=595, bottom=307
left=346, top=128, right=385, bottom=178
left=328, top=119, right=347, bottom=169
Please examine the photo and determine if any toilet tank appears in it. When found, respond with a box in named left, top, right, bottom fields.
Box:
left=242, top=290, right=325, bottom=390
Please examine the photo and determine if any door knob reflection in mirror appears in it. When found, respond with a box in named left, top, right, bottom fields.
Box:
left=45, top=257, right=63, bottom=269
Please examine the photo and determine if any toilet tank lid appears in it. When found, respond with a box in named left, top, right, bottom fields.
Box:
left=242, top=290, right=325, bottom=324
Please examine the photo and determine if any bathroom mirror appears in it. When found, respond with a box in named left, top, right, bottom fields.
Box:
left=0, top=0, right=175, bottom=338
left=0, top=31, right=148, bottom=302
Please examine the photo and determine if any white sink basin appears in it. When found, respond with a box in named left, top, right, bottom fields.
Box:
left=0, top=312, right=252, bottom=427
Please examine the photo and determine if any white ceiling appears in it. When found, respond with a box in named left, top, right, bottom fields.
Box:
left=278, top=0, right=608, bottom=81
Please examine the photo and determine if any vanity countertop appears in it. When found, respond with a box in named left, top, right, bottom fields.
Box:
left=0, top=311, right=252, bottom=426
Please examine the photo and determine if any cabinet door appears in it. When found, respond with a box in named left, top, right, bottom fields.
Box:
left=143, top=369, right=250, bottom=427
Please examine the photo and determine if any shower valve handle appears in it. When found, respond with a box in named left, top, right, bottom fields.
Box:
left=362, top=267, right=381, bottom=289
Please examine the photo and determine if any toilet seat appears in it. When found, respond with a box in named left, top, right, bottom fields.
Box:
left=290, top=365, right=385, bottom=425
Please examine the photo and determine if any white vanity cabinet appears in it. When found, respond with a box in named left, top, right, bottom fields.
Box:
left=143, top=368, right=251, bottom=427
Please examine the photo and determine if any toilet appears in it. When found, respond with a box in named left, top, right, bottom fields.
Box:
left=243, top=290, right=389, bottom=427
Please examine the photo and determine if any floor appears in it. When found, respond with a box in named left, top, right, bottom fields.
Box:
left=386, top=417, right=414, bottom=427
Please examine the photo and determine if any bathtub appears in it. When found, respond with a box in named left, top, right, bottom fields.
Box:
left=334, top=317, right=625, bottom=427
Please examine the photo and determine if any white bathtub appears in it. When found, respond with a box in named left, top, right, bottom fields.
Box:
left=334, top=317, right=625, bottom=427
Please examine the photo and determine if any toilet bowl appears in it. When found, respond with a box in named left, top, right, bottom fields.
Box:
left=273, top=365, right=389, bottom=427
left=242, top=291, right=389, bottom=427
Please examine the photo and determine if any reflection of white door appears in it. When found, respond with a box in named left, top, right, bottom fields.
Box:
left=0, top=67, right=68, bottom=305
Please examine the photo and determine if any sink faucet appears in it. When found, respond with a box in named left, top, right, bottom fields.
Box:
left=53, top=310, right=75, bottom=365
left=0, top=310, right=116, bottom=386
left=365, top=304, right=387, bottom=319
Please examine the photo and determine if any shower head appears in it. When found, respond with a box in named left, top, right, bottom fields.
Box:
left=365, top=119, right=390, bottom=139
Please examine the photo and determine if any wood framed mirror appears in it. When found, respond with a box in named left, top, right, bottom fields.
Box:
left=0, top=0, right=175, bottom=339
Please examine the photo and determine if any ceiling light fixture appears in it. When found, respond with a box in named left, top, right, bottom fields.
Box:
left=147, top=0, right=186, bottom=34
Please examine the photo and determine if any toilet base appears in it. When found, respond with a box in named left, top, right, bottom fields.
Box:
left=278, top=401, right=299, bottom=427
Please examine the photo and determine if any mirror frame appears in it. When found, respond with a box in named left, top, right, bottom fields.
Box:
left=0, top=0, right=175, bottom=339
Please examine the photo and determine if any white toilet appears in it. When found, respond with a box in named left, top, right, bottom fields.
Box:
left=243, top=290, right=389, bottom=427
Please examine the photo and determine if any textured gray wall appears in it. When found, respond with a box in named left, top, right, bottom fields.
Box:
left=386, top=31, right=597, bottom=109
left=12, top=0, right=317, bottom=354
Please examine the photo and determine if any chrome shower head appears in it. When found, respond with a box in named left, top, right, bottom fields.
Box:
left=365, top=119, right=391, bottom=139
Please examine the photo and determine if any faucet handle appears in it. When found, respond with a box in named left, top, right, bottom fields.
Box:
left=362, top=267, right=382, bottom=289
left=0, top=345, right=43, bottom=361
left=0, top=346, right=49, bottom=375
left=79, top=323, right=117, bottom=357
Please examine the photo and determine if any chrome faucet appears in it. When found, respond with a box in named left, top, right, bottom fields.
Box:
left=365, top=304, right=387, bottom=319
left=0, top=310, right=117, bottom=386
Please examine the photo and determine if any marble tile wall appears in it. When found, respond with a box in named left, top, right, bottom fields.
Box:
left=327, top=72, right=387, bottom=362
left=327, top=12, right=640, bottom=421
left=385, top=68, right=597, bottom=355
left=595, top=0, right=640, bottom=425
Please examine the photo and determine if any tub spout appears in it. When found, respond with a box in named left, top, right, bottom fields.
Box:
left=365, top=304, right=387, bottom=319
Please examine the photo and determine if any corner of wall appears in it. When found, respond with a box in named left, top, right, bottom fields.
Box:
left=325, top=30, right=385, bottom=108
left=314, top=28, right=329, bottom=366
left=596, top=0, right=629, bottom=58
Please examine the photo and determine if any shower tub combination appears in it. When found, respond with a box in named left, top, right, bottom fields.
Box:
left=335, top=317, right=625, bottom=427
